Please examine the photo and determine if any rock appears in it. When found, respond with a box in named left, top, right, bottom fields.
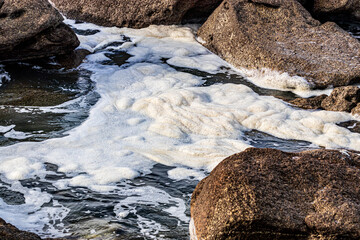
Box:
left=50, top=0, right=222, bottom=28
left=313, top=0, right=360, bottom=20
left=55, top=49, right=91, bottom=69
left=352, top=103, right=360, bottom=116
left=0, top=218, right=41, bottom=240
left=0, top=0, right=79, bottom=62
left=197, top=0, right=360, bottom=89
left=289, top=94, right=327, bottom=110
left=0, top=217, right=68, bottom=240
left=321, top=86, right=360, bottom=112
left=190, top=148, right=360, bottom=240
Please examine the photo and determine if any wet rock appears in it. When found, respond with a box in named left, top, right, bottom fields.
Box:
left=197, top=0, right=360, bottom=89
left=55, top=49, right=91, bottom=69
left=190, top=148, right=360, bottom=240
left=0, top=0, right=79, bottom=62
left=313, top=0, right=360, bottom=20
left=289, top=94, right=327, bottom=110
left=0, top=217, right=68, bottom=240
left=337, top=120, right=360, bottom=133
left=50, top=0, right=222, bottom=28
left=0, top=218, right=41, bottom=240
left=321, top=86, right=360, bottom=112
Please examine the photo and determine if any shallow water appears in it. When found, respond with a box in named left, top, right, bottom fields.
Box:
left=0, top=20, right=359, bottom=239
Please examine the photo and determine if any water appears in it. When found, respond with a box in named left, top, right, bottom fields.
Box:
left=0, top=19, right=359, bottom=239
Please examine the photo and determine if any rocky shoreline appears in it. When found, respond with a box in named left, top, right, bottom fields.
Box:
left=1, top=0, right=360, bottom=239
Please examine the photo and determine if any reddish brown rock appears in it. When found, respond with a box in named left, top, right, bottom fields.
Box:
left=321, top=86, right=360, bottom=112
left=191, top=148, right=360, bottom=240
left=50, top=0, right=222, bottom=28
left=0, top=218, right=41, bottom=240
left=197, top=0, right=360, bottom=89
left=0, top=0, right=79, bottom=62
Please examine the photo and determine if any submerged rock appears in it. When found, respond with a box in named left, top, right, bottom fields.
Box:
left=0, top=0, right=79, bottom=62
left=50, top=0, right=222, bottom=28
left=197, top=0, right=360, bottom=89
left=190, top=148, right=360, bottom=240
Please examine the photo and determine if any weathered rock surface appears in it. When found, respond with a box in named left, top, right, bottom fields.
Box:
left=313, top=0, right=360, bottom=20
left=289, top=86, right=360, bottom=114
left=198, top=0, right=360, bottom=89
left=321, top=86, right=360, bottom=112
left=352, top=103, right=360, bottom=115
left=289, top=94, right=327, bottom=110
left=0, top=0, right=79, bottom=62
left=191, top=148, right=360, bottom=240
left=51, top=0, right=222, bottom=28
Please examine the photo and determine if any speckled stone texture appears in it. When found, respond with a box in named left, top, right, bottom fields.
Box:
left=197, top=0, right=360, bottom=89
left=50, top=0, right=222, bottom=28
left=0, top=0, right=79, bottom=62
left=321, top=86, right=360, bottom=112
left=191, top=148, right=360, bottom=240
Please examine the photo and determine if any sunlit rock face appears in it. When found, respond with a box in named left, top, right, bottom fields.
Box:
left=197, top=0, right=360, bottom=89
left=191, top=148, right=360, bottom=240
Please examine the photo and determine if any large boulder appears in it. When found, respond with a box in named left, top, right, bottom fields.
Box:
left=197, top=0, right=360, bottom=89
left=190, top=148, right=360, bottom=240
left=313, top=0, right=360, bottom=20
left=0, top=0, right=79, bottom=62
left=50, top=0, right=222, bottom=28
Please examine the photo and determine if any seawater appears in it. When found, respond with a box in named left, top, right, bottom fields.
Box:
left=0, top=20, right=359, bottom=239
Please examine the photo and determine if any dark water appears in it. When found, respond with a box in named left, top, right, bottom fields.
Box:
left=0, top=62, right=98, bottom=146
left=0, top=19, right=359, bottom=239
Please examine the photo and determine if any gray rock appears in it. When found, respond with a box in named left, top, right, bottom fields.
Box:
left=191, top=148, right=360, bottom=240
left=0, top=0, right=79, bottom=62
left=197, top=0, right=360, bottom=89
left=50, top=0, right=222, bottom=28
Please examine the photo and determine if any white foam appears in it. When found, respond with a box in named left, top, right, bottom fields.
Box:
left=0, top=124, right=15, bottom=133
left=114, top=185, right=189, bottom=223
left=168, top=168, right=206, bottom=181
left=0, top=66, right=10, bottom=87
left=1, top=22, right=360, bottom=187
left=4, top=129, right=33, bottom=140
